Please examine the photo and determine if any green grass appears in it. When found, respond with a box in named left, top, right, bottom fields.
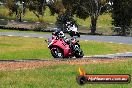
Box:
left=0, top=29, right=14, bottom=32
left=0, top=36, right=51, bottom=59
left=0, top=6, right=57, bottom=23
left=0, top=36, right=132, bottom=60
left=75, top=13, right=112, bottom=27
left=0, top=59, right=131, bottom=88
left=80, top=40, right=132, bottom=55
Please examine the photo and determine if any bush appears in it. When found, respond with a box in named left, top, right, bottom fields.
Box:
left=33, top=23, right=48, bottom=32
left=112, top=26, right=132, bottom=36
left=0, top=19, right=8, bottom=25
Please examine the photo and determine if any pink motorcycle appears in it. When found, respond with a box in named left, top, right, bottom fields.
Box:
left=46, top=36, right=84, bottom=58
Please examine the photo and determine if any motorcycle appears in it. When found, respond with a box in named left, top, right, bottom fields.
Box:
left=45, top=35, right=84, bottom=58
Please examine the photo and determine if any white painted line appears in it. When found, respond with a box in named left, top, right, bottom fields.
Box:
left=119, top=43, right=123, bottom=44
left=109, top=42, right=113, bottom=43
left=93, top=55, right=105, bottom=57
left=24, top=36, right=29, bottom=38
left=84, top=56, right=91, bottom=58
left=107, top=54, right=115, bottom=55
left=126, top=52, right=132, bottom=54
left=36, top=22, right=40, bottom=24
left=93, top=55, right=99, bottom=57
left=38, top=37, right=43, bottom=38
left=8, top=35, right=13, bottom=36
left=0, top=19, right=5, bottom=20
left=23, top=21, right=28, bottom=22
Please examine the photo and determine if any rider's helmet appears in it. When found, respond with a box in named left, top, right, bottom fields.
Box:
left=53, top=29, right=65, bottom=38
left=54, top=29, right=60, bottom=35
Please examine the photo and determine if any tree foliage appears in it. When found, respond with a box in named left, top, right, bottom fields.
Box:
left=55, top=10, right=77, bottom=31
left=46, top=0, right=112, bottom=34
left=62, top=0, right=112, bottom=34
left=5, top=0, right=17, bottom=15
left=47, top=0, right=65, bottom=15
left=112, top=0, right=132, bottom=36
left=4, top=0, right=47, bottom=21
left=5, top=0, right=27, bottom=21
left=47, top=0, right=77, bottom=31
left=27, top=0, right=47, bottom=18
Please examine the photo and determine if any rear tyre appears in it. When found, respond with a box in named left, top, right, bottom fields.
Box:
left=51, top=47, right=63, bottom=58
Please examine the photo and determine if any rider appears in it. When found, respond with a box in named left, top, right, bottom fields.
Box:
left=52, top=29, right=76, bottom=52
left=52, top=29, right=70, bottom=44
left=52, top=21, right=80, bottom=51
left=65, top=21, right=80, bottom=38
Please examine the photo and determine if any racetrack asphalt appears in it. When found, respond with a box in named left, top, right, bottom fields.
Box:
left=1, top=32, right=132, bottom=44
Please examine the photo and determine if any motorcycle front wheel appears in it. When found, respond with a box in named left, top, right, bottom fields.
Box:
left=51, top=47, right=64, bottom=58
left=74, top=45, right=84, bottom=58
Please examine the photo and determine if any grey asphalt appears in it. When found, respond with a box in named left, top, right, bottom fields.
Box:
left=84, top=52, right=132, bottom=58
left=80, top=35, right=132, bottom=44
left=1, top=32, right=132, bottom=44
left=0, top=32, right=52, bottom=38
left=0, top=31, right=132, bottom=58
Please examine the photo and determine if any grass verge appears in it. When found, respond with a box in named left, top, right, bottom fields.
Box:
left=0, top=59, right=131, bottom=88
left=0, top=36, right=132, bottom=60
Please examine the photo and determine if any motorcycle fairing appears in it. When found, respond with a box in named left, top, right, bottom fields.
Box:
left=49, top=39, right=72, bottom=57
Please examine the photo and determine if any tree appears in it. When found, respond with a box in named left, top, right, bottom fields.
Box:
left=47, top=0, right=74, bottom=31
left=62, top=0, right=112, bottom=34
left=47, top=0, right=65, bottom=15
left=112, top=0, right=132, bottom=36
left=55, top=10, right=77, bottom=31
left=5, top=0, right=26, bottom=21
left=27, top=0, right=47, bottom=19
left=5, top=0, right=47, bottom=21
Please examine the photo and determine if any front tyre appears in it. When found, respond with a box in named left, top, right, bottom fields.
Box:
left=51, top=47, right=63, bottom=58
left=73, top=44, right=84, bottom=58
left=75, top=49, right=84, bottom=58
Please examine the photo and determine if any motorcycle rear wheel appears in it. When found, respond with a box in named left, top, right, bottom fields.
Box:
left=51, top=47, right=64, bottom=58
